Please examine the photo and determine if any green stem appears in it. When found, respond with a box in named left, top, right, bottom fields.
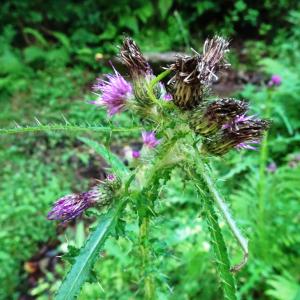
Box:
left=139, top=214, right=155, bottom=300
left=257, top=90, right=272, bottom=255
left=194, top=155, right=248, bottom=272
left=204, top=193, right=237, bottom=300
left=192, top=169, right=237, bottom=300
left=147, top=69, right=172, bottom=108
left=136, top=138, right=180, bottom=300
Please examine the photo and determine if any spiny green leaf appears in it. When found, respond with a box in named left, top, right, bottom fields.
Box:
left=55, top=199, right=126, bottom=300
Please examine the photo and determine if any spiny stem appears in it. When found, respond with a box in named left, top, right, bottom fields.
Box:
left=191, top=169, right=237, bottom=300
left=204, top=192, right=237, bottom=300
left=0, top=124, right=142, bottom=135
left=136, top=138, right=180, bottom=300
left=196, top=158, right=248, bottom=272
left=139, top=214, right=155, bottom=300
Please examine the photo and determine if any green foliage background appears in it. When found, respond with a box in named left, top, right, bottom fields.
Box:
left=0, top=1, right=300, bottom=299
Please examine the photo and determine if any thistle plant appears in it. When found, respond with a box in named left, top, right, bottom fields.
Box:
left=3, top=36, right=269, bottom=299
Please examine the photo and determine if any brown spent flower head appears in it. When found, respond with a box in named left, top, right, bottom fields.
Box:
left=119, top=37, right=152, bottom=77
left=203, top=118, right=270, bottom=155
left=198, top=36, right=230, bottom=85
left=119, top=37, right=163, bottom=107
left=190, top=98, right=248, bottom=136
left=169, top=36, right=230, bottom=110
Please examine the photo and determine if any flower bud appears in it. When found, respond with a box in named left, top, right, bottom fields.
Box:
left=190, top=98, right=248, bottom=136
left=203, top=117, right=270, bottom=155
left=142, top=131, right=160, bottom=148
left=104, top=174, right=122, bottom=191
left=47, top=174, right=121, bottom=223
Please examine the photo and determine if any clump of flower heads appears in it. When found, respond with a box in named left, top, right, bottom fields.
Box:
left=166, top=36, right=269, bottom=155
left=48, top=175, right=121, bottom=223
left=48, top=35, right=270, bottom=222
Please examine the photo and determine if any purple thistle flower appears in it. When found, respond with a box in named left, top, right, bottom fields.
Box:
left=267, top=162, right=277, bottom=173
left=235, top=140, right=259, bottom=151
left=163, top=93, right=173, bottom=101
left=132, top=150, right=141, bottom=158
left=107, top=174, right=116, bottom=181
left=91, top=67, right=132, bottom=116
left=47, top=186, right=100, bottom=223
left=142, top=131, right=160, bottom=148
left=268, top=75, right=282, bottom=87
left=222, top=114, right=254, bottom=129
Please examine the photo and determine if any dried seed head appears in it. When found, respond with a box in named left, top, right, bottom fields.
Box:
left=169, top=36, right=229, bottom=109
left=199, top=36, right=230, bottom=85
left=190, top=99, right=248, bottom=136
left=203, top=117, right=270, bottom=155
left=119, top=37, right=161, bottom=107
left=119, top=37, right=152, bottom=77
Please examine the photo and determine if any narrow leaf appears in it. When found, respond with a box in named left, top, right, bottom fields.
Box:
left=55, top=200, right=125, bottom=300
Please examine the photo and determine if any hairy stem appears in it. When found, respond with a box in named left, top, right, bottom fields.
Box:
left=196, top=157, right=248, bottom=272
left=139, top=213, right=155, bottom=299
left=204, top=192, right=237, bottom=300
left=192, top=169, right=237, bottom=300
left=136, top=138, right=180, bottom=300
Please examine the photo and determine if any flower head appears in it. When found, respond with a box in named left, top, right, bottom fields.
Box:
left=132, top=150, right=141, bottom=158
left=169, top=36, right=229, bottom=109
left=48, top=174, right=121, bottom=223
left=142, top=131, right=160, bottom=148
left=268, top=75, right=282, bottom=87
left=105, top=173, right=121, bottom=189
left=119, top=37, right=159, bottom=107
left=163, top=93, right=173, bottom=101
left=267, top=162, right=277, bottom=173
left=190, top=98, right=248, bottom=136
left=119, top=37, right=152, bottom=77
left=203, top=117, right=269, bottom=155
left=47, top=186, right=100, bottom=223
left=91, top=67, right=132, bottom=116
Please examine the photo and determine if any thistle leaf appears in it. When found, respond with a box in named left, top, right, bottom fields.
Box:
left=55, top=199, right=125, bottom=300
